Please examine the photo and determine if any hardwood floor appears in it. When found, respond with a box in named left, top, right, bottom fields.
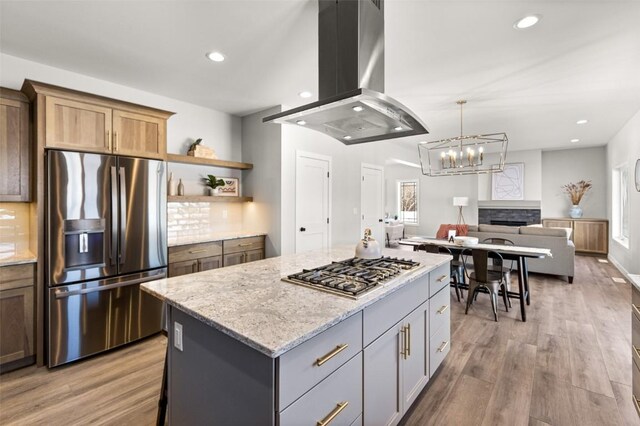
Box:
left=0, top=256, right=637, bottom=425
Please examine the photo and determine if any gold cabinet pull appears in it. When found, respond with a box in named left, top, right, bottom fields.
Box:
left=437, top=274, right=448, bottom=282
left=114, top=131, right=118, bottom=151
left=238, top=243, right=253, bottom=247
left=317, top=401, right=349, bottom=426
left=399, top=326, right=407, bottom=359
left=407, top=323, right=411, bottom=357
left=634, top=394, right=640, bottom=416
left=437, top=341, right=449, bottom=352
left=107, top=130, right=112, bottom=151
left=633, top=304, right=640, bottom=317
left=315, top=344, right=348, bottom=366
left=188, top=249, right=208, bottom=254
left=437, top=305, right=449, bottom=315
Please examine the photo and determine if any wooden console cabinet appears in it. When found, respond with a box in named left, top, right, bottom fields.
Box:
left=0, top=263, right=35, bottom=373
left=542, top=218, right=608, bottom=255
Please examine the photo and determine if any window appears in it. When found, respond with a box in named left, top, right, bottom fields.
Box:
left=397, top=180, right=419, bottom=225
left=612, top=164, right=629, bottom=247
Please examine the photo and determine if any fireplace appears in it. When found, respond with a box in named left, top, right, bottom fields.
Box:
left=479, top=208, right=541, bottom=226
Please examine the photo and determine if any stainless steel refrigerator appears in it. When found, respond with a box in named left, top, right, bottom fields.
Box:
left=46, top=150, right=167, bottom=367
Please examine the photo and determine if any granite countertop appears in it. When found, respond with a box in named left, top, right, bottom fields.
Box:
left=142, top=246, right=450, bottom=358
left=0, top=250, right=37, bottom=267
left=168, top=231, right=267, bottom=247
left=630, top=274, right=640, bottom=292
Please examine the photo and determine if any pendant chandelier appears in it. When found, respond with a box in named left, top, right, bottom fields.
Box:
left=418, top=100, right=508, bottom=176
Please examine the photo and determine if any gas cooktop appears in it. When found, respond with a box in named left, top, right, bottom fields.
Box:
left=283, top=256, right=422, bottom=299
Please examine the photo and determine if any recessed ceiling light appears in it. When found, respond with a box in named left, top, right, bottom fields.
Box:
left=299, top=91, right=312, bottom=99
left=514, top=15, right=541, bottom=29
left=352, top=106, right=364, bottom=112
left=576, top=119, right=588, bottom=125
left=296, top=120, right=306, bottom=126
left=344, top=135, right=352, bottom=140
left=571, top=138, right=580, bottom=143
left=206, top=51, right=225, bottom=62
left=394, top=126, right=403, bottom=131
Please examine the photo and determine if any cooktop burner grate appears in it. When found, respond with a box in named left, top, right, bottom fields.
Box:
left=283, top=256, right=422, bottom=299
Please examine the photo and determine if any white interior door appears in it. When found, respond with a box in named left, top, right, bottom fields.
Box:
left=361, top=163, right=385, bottom=245
left=295, top=152, right=331, bottom=253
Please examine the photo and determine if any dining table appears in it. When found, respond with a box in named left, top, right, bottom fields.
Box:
left=399, top=237, right=552, bottom=322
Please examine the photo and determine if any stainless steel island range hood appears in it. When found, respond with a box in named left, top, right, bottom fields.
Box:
left=263, top=0, right=428, bottom=145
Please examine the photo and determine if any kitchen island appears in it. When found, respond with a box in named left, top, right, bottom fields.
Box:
left=142, top=246, right=452, bottom=425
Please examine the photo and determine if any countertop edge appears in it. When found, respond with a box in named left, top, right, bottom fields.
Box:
left=0, top=254, right=38, bottom=267
left=143, top=255, right=451, bottom=358
left=167, top=232, right=267, bottom=247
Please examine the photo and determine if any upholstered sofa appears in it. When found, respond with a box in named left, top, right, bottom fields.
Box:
left=467, top=224, right=575, bottom=283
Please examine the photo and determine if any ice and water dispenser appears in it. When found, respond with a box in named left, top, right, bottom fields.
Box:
left=63, top=218, right=106, bottom=270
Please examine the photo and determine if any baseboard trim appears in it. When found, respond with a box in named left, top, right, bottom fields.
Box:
left=608, top=254, right=632, bottom=281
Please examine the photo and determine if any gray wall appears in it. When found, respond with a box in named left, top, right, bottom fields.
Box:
left=478, top=149, right=542, bottom=201
left=242, top=107, right=283, bottom=258
left=541, top=147, right=607, bottom=219
left=606, top=109, right=640, bottom=276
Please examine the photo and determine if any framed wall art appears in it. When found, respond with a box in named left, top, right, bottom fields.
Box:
left=217, top=177, right=239, bottom=197
left=492, top=162, right=525, bottom=201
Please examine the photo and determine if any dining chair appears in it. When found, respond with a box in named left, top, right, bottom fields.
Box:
left=461, top=248, right=509, bottom=321
left=481, top=237, right=515, bottom=308
left=417, top=244, right=464, bottom=302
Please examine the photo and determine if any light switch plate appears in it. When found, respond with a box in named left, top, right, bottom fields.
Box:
left=174, top=322, right=183, bottom=351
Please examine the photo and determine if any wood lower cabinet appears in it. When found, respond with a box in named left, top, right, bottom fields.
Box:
left=0, top=263, right=35, bottom=372
left=0, top=88, right=31, bottom=202
left=632, top=283, right=640, bottom=418
left=223, top=252, right=245, bottom=267
left=22, top=80, right=174, bottom=160
left=542, top=218, right=608, bottom=255
left=168, top=259, right=198, bottom=277
left=198, top=256, right=223, bottom=272
left=222, top=236, right=265, bottom=267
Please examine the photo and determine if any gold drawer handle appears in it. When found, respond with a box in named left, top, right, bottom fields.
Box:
left=400, top=326, right=407, bottom=359
left=315, top=344, right=348, bottom=366
left=633, top=304, right=640, bottom=317
left=437, top=274, right=448, bottom=282
left=634, top=394, right=640, bottom=416
left=437, top=341, right=449, bottom=352
left=238, top=243, right=253, bottom=247
left=437, top=305, right=449, bottom=315
left=188, top=249, right=208, bottom=254
left=317, top=401, right=349, bottom=426
left=406, top=323, right=411, bottom=357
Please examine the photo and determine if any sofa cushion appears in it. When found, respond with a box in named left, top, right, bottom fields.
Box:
left=435, top=224, right=469, bottom=239
left=467, top=225, right=479, bottom=232
left=478, top=224, right=520, bottom=234
left=520, top=226, right=572, bottom=239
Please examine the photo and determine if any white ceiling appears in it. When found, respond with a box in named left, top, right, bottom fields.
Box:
left=1, top=0, right=639, bottom=152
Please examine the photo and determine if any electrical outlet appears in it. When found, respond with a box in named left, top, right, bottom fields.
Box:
left=222, top=209, right=228, bottom=219
left=174, top=322, right=183, bottom=351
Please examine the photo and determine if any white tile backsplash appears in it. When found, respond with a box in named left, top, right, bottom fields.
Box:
left=167, top=202, right=243, bottom=241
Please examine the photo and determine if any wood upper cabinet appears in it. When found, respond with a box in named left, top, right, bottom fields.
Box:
left=0, top=88, right=31, bottom=202
left=44, top=96, right=112, bottom=153
left=0, top=263, right=35, bottom=372
left=22, top=80, right=174, bottom=160
left=112, top=110, right=166, bottom=160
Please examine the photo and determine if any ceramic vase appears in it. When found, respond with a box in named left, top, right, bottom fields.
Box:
left=569, top=205, right=583, bottom=218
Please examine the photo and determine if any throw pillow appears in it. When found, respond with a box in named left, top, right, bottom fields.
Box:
left=436, top=224, right=469, bottom=239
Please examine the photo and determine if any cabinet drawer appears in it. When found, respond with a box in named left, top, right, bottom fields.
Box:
left=633, top=313, right=640, bottom=370
left=279, top=312, right=362, bottom=410
left=222, top=236, right=264, bottom=254
left=429, top=320, right=450, bottom=377
left=634, top=362, right=640, bottom=417
left=633, top=286, right=640, bottom=322
left=168, top=241, right=222, bottom=263
left=429, top=263, right=450, bottom=297
left=363, top=275, right=428, bottom=347
left=279, top=352, right=362, bottom=426
left=429, top=286, right=451, bottom=339
left=0, top=264, right=35, bottom=291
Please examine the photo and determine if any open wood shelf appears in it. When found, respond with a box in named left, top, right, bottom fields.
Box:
left=166, top=154, right=253, bottom=170
left=168, top=195, right=253, bottom=203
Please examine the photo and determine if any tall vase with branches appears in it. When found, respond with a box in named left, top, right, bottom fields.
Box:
left=561, top=180, right=592, bottom=218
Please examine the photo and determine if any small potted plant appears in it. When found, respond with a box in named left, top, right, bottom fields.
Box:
left=561, top=180, right=592, bottom=218
left=203, top=174, right=225, bottom=196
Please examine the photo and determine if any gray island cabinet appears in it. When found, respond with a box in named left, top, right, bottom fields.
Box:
left=142, top=247, right=452, bottom=425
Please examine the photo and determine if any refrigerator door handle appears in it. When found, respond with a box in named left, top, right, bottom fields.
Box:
left=119, top=166, right=128, bottom=265
left=53, top=271, right=166, bottom=299
left=110, top=165, right=118, bottom=266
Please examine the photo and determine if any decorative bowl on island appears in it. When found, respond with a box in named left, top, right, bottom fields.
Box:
left=453, top=236, right=479, bottom=246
